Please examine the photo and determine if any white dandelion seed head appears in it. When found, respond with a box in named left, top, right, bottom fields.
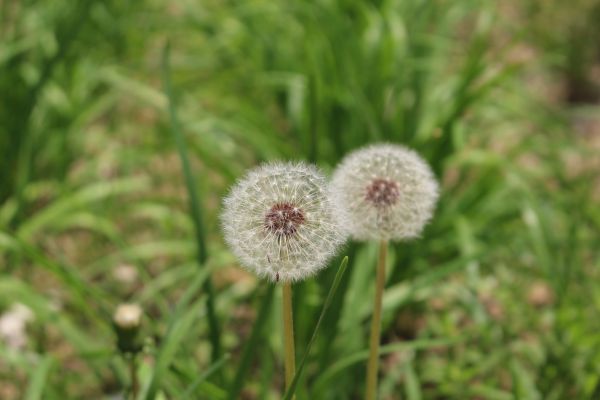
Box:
left=221, top=162, right=346, bottom=283
left=331, top=143, right=439, bottom=241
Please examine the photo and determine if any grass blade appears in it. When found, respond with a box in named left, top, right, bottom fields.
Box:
left=312, top=337, right=463, bottom=396
left=181, top=354, right=231, bottom=400
left=138, top=234, right=212, bottom=399
left=282, top=256, right=349, bottom=400
left=141, top=298, right=205, bottom=400
left=404, top=358, right=422, bottom=400
left=11, top=237, right=111, bottom=321
left=161, top=40, right=221, bottom=363
left=17, top=177, right=149, bottom=240
left=24, top=356, right=55, bottom=400
left=0, top=278, right=109, bottom=362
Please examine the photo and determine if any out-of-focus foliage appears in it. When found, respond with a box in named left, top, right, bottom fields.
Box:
left=0, top=0, right=599, bottom=399
left=523, top=0, right=600, bottom=102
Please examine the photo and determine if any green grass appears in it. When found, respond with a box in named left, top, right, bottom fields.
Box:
left=1, top=0, right=600, bottom=399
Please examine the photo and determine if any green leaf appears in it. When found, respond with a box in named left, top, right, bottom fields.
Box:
left=17, top=177, right=149, bottom=240
left=404, top=358, right=422, bottom=400
left=141, top=298, right=205, bottom=400
left=24, top=356, right=55, bottom=400
left=181, top=354, right=230, bottom=400
left=161, top=40, right=221, bottom=364
left=511, top=359, right=541, bottom=400
left=312, top=338, right=463, bottom=396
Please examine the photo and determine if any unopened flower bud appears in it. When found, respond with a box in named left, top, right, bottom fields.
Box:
left=113, top=303, right=143, bottom=354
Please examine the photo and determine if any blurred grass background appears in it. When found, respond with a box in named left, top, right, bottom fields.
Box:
left=1, top=0, right=600, bottom=399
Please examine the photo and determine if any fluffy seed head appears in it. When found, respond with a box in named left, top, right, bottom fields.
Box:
left=331, top=143, right=439, bottom=241
left=221, top=162, right=346, bottom=283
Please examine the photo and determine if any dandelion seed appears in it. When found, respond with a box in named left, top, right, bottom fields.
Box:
left=221, top=162, right=346, bottom=283
left=331, top=143, right=439, bottom=241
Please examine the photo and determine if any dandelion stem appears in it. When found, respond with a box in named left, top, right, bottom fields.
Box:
left=129, top=354, right=139, bottom=399
left=366, top=240, right=387, bottom=400
left=282, top=281, right=296, bottom=399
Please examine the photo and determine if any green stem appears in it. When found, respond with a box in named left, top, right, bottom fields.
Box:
left=161, top=42, right=221, bottom=364
left=129, top=355, right=139, bottom=400
left=366, top=240, right=388, bottom=400
left=282, top=282, right=296, bottom=399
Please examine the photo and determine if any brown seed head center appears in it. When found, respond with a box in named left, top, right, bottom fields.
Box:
left=365, top=178, right=400, bottom=207
left=264, top=202, right=305, bottom=237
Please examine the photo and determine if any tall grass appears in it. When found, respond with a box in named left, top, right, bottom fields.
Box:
left=1, top=0, right=599, bottom=399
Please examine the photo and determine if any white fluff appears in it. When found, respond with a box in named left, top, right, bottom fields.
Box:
left=0, top=304, right=33, bottom=350
left=221, top=162, right=346, bottom=282
left=331, top=143, right=439, bottom=241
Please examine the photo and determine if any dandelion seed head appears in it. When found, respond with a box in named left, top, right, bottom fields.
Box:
left=331, top=143, right=439, bottom=241
left=264, top=202, right=305, bottom=237
left=365, top=178, right=400, bottom=207
left=221, top=162, right=346, bottom=282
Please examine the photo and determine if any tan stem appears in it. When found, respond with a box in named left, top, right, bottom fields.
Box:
left=366, top=240, right=388, bottom=400
left=282, top=281, right=296, bottom=399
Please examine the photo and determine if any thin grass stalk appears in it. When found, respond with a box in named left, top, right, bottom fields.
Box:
left=282, top=257, right=349, bottom=400
left=282, top=282, right=296, bottom=399
left=182, top=354, right=230, bottom=399
left=10, top=0, right=93, bottom=228
left=366, top=240, right=388, bottom=400
left=161, top=41, right=221, bottom=364
left=129, top=355, right=138, bottom=400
